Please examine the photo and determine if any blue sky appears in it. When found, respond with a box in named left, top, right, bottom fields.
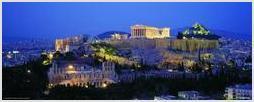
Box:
left=3, top=2, right=252, bottom=40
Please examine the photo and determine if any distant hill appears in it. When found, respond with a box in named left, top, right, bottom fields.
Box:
left=183, top=23, right=211, bottom=35
left=177, top=23, right=221, bottom=40
left=171, top=27, right=251, bottom=40
left=3, top=36, right=33, bottom=42
left=97, top=31, right=130, bottom=39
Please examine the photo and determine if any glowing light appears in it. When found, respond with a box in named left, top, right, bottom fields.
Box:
left=83, top=54, right=88, bottom=57
left=13, top=51, right=19, bottom=54
left=102, top=83, right=107, bottom=88
left=7, top=54, right=12, bottom=59
left=43, top=60, right=49, bottom=65
left=66, top=65, right=76, bottom=74
left=68, top=65, right=74, bottom=69
left=48, top=53, right=53, bottom=59
left=48, top=84, right=54, bottom=89
left=85, top=85, right=88, bottom=88
left=27, top=69, right=31, bottom=73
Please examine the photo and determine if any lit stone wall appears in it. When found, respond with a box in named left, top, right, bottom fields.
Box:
left=108, top=39, right=219, bottom=52
left=108, top=39, right=170, bottom=49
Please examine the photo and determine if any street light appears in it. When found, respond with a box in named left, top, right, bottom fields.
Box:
left=27, top=69, right=31, bottom=74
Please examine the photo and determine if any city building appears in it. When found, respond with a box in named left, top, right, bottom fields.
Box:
left=224, top=84, right=252, bottom=100
left=178, top=91, right=208, bottom=100
left=55, top=39, right=69, bottom=52
left=111, top=33, right=128, bottom=40
left=130, top=24, right=170, bottom=39
left=55, top=35, right=84, bottom=52
left=65, top=44, right=80, bottom=52
left=48, top=60, right=118, bottom=88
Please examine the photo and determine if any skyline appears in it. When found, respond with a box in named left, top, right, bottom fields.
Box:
left=3, top=2, right=252, bottom=40
left=2, top=2, right=252, bottom=100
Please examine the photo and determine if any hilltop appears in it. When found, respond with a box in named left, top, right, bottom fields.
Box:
left=177, top=23, right=221, bottom=40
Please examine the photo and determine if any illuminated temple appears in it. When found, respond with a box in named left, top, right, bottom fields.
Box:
left=48, top=60, right=118, bottom=88
left=130, top=24, right=170, bottom=39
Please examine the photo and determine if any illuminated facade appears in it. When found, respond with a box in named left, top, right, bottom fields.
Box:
left=55, top=35, right=84, bottom=52
left=48, top=60, right=118, bottom=88
left=130, top=25, right=170, bottom=39
left=55, top=39, right=68, bottom=52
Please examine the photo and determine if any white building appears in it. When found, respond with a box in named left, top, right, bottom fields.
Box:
left=55, top=35, right=84, bottom=52
left=224, top=84, right=252, bottom=100
left=178, top=91, right=204, bottom=100
left=111, top=33, right=128, bottom=40
left=48, top=60, right=118, bottom=88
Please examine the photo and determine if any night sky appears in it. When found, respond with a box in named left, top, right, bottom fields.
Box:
left=3, top=2, right=252, bottom=40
